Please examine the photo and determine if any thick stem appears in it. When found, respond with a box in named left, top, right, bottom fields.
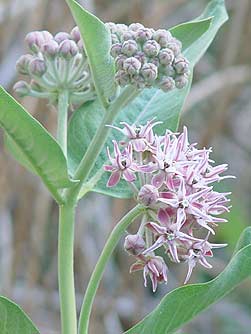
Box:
left=65, top=86, right=139, bottom=203
left=78, top=204, right=144, bottom=334
left=58, top=203, right=77, bottom=334
left=57, top=90, right=69, bottom=157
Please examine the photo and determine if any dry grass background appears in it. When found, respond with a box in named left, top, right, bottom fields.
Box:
left=0, top=0, right=251, bottom=333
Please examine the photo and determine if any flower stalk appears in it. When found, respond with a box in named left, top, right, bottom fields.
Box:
left=78, top=204, right=144, bottom=334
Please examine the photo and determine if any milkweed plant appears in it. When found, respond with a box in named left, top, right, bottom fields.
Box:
left=0, top=1, right=251, bottom=334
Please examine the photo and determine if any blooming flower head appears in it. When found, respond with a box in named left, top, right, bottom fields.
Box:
left=104, top=120, right=234, bottom=291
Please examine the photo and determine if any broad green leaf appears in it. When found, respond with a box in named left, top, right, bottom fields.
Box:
left=68, top=0, right=227, bottom=199
left=124, top=228, right=251, bottom=334
left=0, top=87, right=76, bottom=200
left=0, top=296, right=39, bottom=334
left=66, top=0, right=116, bottom=108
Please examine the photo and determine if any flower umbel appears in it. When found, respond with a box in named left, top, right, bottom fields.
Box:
left=104, top=121, right=234, bottom=291
left=106, top=23, right=190, bottom=92
left=14, top=27, right=95, bottom=109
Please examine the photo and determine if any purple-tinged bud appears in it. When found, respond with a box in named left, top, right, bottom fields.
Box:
left=131, top=74, right=145, bottom=89
left=166, top=39, right=182, bottom=56
left=153, top=29, right=172, bottom=47
left=115, top=55, right=127, bottom=70
left=54, top=32, right=71, bottom=44
left=124, top=234, right=145, bottom=255
left=110, top=43, right=122, bottom=57
left=13, top=81, right=30, bottom=97
left=138, top=184, right=159, bottom=206
left=111, top=33, right=120, bottom=44
left=175, top=75, right=188, bottom=89
left=141, top=63, right=158, bottom=82
left=159, top=76, right=175, bottom=92
left=115, top=70, right=130, bottom=87
left=42, top=40, right=58, bottom=59
left=129, top=23, right=144, bottom=31
left=116, top=24, right=128, bottom=33
left=174, top=57, right=189, bottom=74
left=71, top=26, right=81, bottom=42
left=160, top=64, right=175, bottom=77
left=121, top=40, right=138, bottom=56
left=151, top=57, right=160, bottom=68
left=16, top=54, right=34, bottom=75
left=135, top=28, right=153, bottom=43
left=25, top=31, right=52, bottom=52
left=105, top=22, right=117, bottom=34
left=134, top=51, right=147, bottom=64
left=159, top=48, right=174, bottom=65
left=29, top=58, right=47, bottom=77
left=58, top=40, right=78, bottom=59
left=143, top=40, right=160, bottom=57
left=123, top=57, right=141, bottom=75
left=121, top=31, right=135, bottom=41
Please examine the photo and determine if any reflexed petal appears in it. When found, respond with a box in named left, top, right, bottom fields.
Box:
left=184, top=257, right=197, bottom=284
left=107, top=171, right=121, bottom=187
left=123, top=169, right=136, bottom=182
left=146, top=222, right=167, bottom=235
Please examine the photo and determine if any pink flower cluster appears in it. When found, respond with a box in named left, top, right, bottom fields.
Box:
left=104, top=120, right=234, bottom=292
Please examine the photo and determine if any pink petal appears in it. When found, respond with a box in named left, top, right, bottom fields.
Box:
left=107, top=171, right=121, bottom=187
left=152, top=171, right=165, bottom=188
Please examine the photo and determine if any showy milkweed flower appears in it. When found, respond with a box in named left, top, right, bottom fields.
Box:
left=104, top=120, right=234, bottom=291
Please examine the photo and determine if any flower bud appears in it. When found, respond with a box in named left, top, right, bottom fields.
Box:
left=159, top=76, right=175, bottom=92
left=58, top=40, right=78, bottom=59
left=54, top=32, right=71, bottom=44
left=16, top=54, right=34, bottom=75
left=111, top=33, right=120, bottom=44
left=29, top=58, right=47, bottom=77
left=71, top=26, right=81, bottom=42
left=141, top=63, right=158, bottom=82
left=174, top=57, right=189, bottom=74
left=134, top=51, right=147, bottom=64
left=143, top=40, right=160, bottom=57
left=135, top=28, right=153, bottom=43
left=115, top=55, right=127, bottom=70
left=175, top=75, right=188, bottom=89
left=131, top=74, right=145, bottom=89
left=124, top=234, right=145, bottom=255
left=42, top=40, right=58, bottom=59
left=121, top=40, right=138, bottom=56
left=115, top=70, right=130, bottom=87
left=110, top=43, right=122, bottom=57
left=105, top=22, right=117, bottom=34
left=129, top=23, right=144, bottom=31
left=138, top=184, right=159, bottom=206
left=166, top=38, right=182, bottom=56
left=123, top=57, right=141, bottom=75
left=13, top=81, right=30, bottom=97
left=159, top=64, right=175, bottom=77
left=25, top=31, right=52, bottom=52
left=121, top=31, right=135, bottom=42
left=153, top=29, right=172, bottom=47
left=159, top=48, right=174, bottom=65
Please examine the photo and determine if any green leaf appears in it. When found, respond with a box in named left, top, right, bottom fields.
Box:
left=68, top=0, right=228, bottom=199
left=0, top=296, right=39, bottom=334
left=0, top=87, right=75, bottom=201
left=124, top=227, right=251, bottom=334
left=65, top=0, right=116, bottom=108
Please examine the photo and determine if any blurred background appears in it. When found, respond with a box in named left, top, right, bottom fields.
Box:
left=0, top=0, right=250, bottom=333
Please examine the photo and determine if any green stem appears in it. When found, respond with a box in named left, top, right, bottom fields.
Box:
left=65, top=86, right=140, bottom=203
left=78, top=204, right=144, bottom=334
left=57, top=90, right=69, bottom=157
left=58, top=203, right=77, bottom=334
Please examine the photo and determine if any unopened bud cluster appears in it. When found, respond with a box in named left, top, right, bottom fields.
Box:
left=104, top=120, right=234, bottom=291
left=106, top=22, right=189, bottom=91
left=14, top=28, right=95, bottom=107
